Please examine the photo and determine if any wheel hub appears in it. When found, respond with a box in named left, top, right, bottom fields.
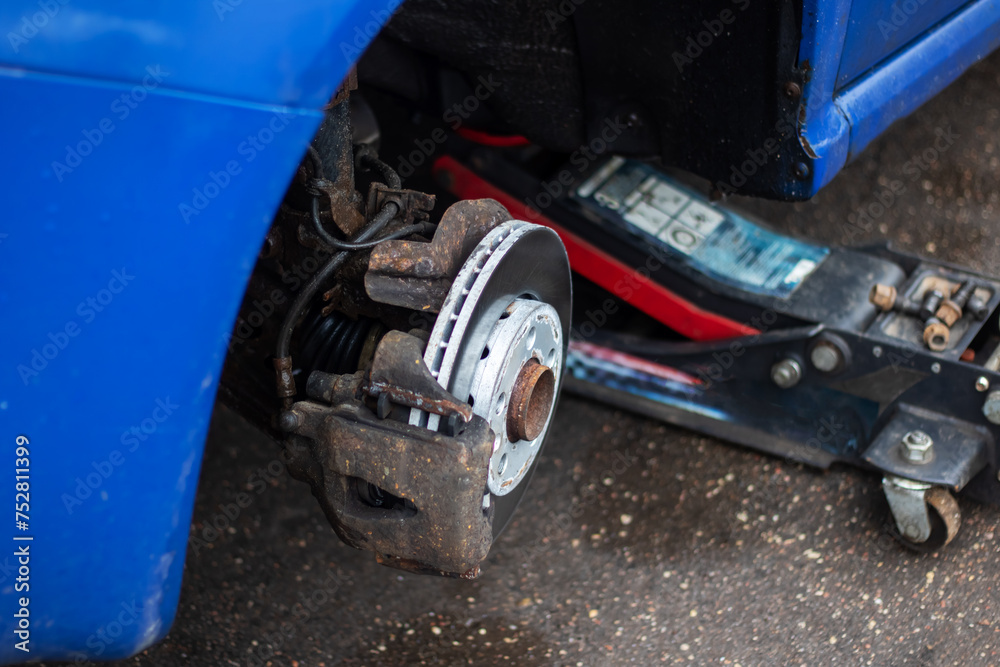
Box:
left=409, top=220, right=572, bottom=534
left=469, top=297, right=562, bottom=495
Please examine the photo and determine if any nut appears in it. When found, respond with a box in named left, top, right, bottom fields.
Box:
left=936, top=299, right=963, bottom=327
left=869, top=284, right=898, bottom=311
left=923, top=320, right=950, bottom=352
left=901, top=430, right=934, bottom=464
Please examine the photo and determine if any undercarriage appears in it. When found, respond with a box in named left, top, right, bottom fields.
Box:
left=219, top=79, right=572, bottom=577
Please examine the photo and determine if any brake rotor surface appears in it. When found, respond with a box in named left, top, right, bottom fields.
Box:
left=409, top=220, right=572, bottom=537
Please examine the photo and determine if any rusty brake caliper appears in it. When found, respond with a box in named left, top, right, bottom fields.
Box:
left=278, top=199, right=572, bottom=577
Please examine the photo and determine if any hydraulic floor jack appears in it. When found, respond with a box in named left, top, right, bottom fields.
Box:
left=433, top=147, right=1000, bottom=552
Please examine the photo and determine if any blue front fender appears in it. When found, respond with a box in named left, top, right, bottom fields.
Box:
left=0, top=1, right=389, bottom=661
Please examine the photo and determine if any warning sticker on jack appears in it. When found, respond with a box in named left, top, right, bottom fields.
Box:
left=574, top=157, right=829, bottom=297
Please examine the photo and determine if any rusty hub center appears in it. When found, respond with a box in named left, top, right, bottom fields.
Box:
left=467, top=295, right=562, bottom=497
left=507, top=359, right=556, bottom=442
left=411, top=221, right=570, bottom=507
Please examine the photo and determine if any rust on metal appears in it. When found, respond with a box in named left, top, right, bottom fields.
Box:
left=312, top=95, right=366, bottom=236
left=365, top=198, right=512, bottom=312
left=869, top=283, right=897, bottom=312
left=923, top=275, right=958, bottom=296
left=926, top=486, right=962, bottom=546
left=507, top=359, right=556, bottom=442
left=325, top=68, right=358, bottom=110
left=281, top=396, right=494, bottom=576
left=365, top=330, right=475, bottom=422
left=936, top=299, right=962, bottom=327
left=365, top=182, right=436, bottom=227
left=273, top=356, right=297, bottom=399
left=924, top=320, right=950, bottom=351
left=366, top=381, right=473, bottom=423
left=936, top=280, right=977, bottom=326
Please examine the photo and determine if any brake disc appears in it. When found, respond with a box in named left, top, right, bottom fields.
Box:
left=409, top=220, right=572, bottom=536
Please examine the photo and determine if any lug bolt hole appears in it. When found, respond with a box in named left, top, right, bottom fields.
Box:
left=525, top=326, right=536, bottom=349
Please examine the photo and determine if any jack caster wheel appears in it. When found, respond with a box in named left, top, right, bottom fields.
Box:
left=883, top=476, right=961, bottom=553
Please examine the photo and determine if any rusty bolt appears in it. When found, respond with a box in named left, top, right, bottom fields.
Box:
left=936, top=299, right=963, bottom=327
left=507, top=359, right=556, bottom=442
left=869, top=284, right=898, bottom=311
left=783, top=81, right=802, bottom=100
left=923, top=319, right=950, bottom=352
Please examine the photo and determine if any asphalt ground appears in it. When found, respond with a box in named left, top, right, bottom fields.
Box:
left=61, top=47, right=1000, bottom=667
